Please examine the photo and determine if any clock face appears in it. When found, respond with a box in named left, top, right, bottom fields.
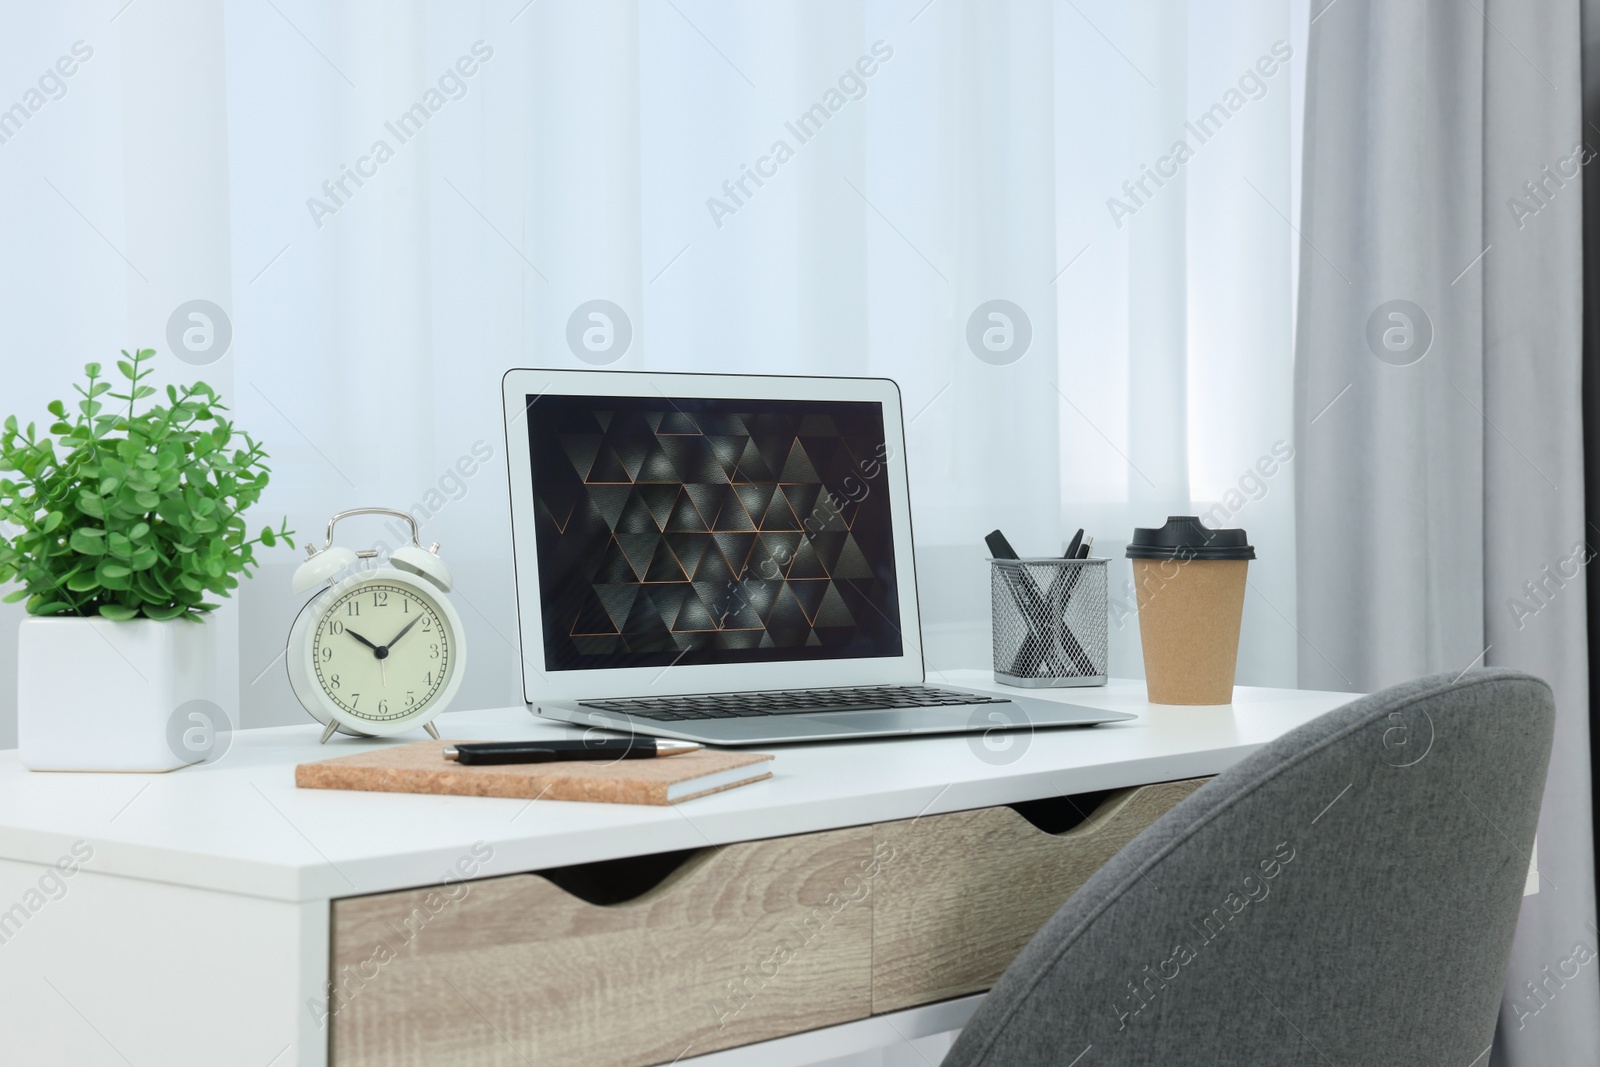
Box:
left=310, top=581, right=452, bottom=723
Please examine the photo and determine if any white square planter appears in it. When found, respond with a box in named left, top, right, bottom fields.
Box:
left=18, top=616, right=219, bottom=772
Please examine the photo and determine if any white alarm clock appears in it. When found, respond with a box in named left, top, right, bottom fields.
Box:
left=286, top=508, right=467, bottom=743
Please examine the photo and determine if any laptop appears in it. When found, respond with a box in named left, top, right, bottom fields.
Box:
left=500, top=369, right=1134, bottom=745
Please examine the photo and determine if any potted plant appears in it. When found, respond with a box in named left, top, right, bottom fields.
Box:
left=0, top=349, right=292, bottom=771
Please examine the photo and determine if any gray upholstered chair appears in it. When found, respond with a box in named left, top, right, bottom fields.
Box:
left=943, top=668, right=1553, bottom=1067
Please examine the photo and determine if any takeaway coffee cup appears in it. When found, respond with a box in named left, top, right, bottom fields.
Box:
left=1126, top=516, right=1255, bottom=705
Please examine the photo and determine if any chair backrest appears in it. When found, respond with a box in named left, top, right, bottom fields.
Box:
left=943, top=668, right=1554, bottom=1067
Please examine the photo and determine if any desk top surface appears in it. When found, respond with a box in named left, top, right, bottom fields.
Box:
left=0, top=671, right=1356, bottom=903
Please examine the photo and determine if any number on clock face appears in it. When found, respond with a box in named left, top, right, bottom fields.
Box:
left=311, top=583, right=449, bottom=722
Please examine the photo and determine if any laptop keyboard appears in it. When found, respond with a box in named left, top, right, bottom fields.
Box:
left=578, top=685, right=1008, bottom=721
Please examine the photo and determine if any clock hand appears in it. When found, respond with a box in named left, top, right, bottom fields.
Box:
left=384, top=615, right=425, bottom=650
left=344, top=628, right=381, bottom=653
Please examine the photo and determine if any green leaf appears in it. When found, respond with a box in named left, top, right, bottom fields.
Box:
left=143, top=603, right=186, bottom=621
left=69, top=528, right=106, bottom=555
left=46, top=399, right=66, bottom=418
left=97, top=603, right=137, bottom=621
left=1, top=588, right=28, bottom=604
left=135, top=565, right=171, bottom=593
left=41, top=512, right=63, bottom=533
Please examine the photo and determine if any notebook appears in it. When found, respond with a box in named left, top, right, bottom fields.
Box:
left=294, top=739, right=774, bottom=806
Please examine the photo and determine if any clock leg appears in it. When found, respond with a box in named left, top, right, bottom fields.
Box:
left=320, top=720, right=339, bottom=744
left=424, top=722, right=441, bottom=740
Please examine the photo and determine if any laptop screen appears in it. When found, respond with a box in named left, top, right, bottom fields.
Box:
left=523, top=393, right=904, bottom=672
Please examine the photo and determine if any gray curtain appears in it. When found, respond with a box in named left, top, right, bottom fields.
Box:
left=1295, top=1, right=1599, bottom=1063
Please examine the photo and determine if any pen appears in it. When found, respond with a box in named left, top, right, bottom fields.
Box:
left=985, top=529, right=1021, bottom=560
left=443, top=740, right=702, bottom=765
left=1064, top=528, right=1084, bottom=560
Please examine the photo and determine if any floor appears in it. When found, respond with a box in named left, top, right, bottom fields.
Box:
left=820, top=1030, right=959, bottom=1066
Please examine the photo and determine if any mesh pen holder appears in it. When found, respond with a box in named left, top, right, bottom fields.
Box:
left=990, top=557, right=1109, bottom=687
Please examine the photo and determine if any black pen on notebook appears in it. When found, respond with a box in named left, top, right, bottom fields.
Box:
left=444, top=739, right=702, bottom=766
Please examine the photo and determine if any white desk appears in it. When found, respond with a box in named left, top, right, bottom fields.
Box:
left=0, top=672, right=1355, bottom=1066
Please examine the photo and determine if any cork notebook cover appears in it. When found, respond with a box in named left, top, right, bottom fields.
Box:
left=294, top=740, right=774, bottom=806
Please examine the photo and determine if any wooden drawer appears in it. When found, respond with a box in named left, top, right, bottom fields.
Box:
left=329, top=826, right=875, bottom=1067
left=871, top=777, right=1209, bottom=1013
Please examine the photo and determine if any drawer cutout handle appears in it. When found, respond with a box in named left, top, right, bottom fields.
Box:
left=1007, top=789, right=1120, bottom=835
left=537, top=848, right=701, bottom=906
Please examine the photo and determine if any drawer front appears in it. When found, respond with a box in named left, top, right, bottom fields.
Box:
left=871, top=777, right=1209, bottom=1013
left=330, top=826, right=875, bottom=1067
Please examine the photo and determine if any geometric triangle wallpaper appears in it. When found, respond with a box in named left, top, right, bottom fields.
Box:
left=525, top=394, right=903, bottom=671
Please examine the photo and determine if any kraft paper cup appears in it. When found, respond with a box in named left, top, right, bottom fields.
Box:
left=1131, top=558, right=1248, bottom=704
left=1126, top=516, right=1255, bottom=706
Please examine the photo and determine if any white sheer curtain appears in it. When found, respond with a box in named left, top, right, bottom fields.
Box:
left=0, top=0, right=1306, bottom=765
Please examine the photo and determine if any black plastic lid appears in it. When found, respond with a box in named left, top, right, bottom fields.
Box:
left=1125, top=516, right=1255, bottom=561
